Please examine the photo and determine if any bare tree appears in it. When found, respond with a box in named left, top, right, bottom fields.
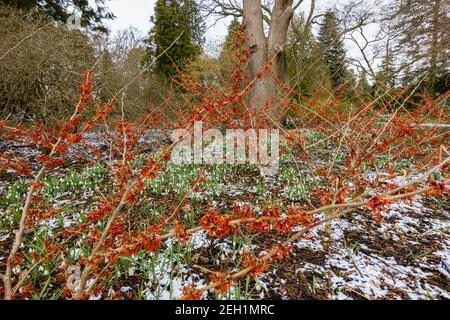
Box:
left=202, top=0, right=310, bottom=121
left=201, top=1, right=374, bottom=120
left=383, top=0, right=450, bottom=92
left=0, top=4, right=96, bottom=123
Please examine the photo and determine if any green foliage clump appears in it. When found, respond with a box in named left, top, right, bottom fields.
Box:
left=143, top=0, right=205, bottom=78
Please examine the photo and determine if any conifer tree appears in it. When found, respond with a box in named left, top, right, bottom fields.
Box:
left=318, top=11, right=347, bottom=92
left=387, top=0, right=449, bottom=93
left=222, top=18, right=241, bottom=53
left=377, top=41, right=396, bottom=89
left=143, top=0, right=205, bottom=78
left=357, top=69, right=372, bottom=100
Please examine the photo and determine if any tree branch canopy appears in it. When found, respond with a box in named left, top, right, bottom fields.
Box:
left=2, top=0, right=115, bottom=32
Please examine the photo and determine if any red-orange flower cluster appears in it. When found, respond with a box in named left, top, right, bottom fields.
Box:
left=140, top=226, right=161, bottom=252
left=173, top=222, right=191, bottom=244
left=241, top=252, right=268, bottom=279
left=182, top=285, right=203, bottom=300
left=86, top=202, right=113, bottom=222
left=200, top=209, right=236, bottom=238
left=210, top=272, right=235, bottom=294
left=367, top=196, right=393, bottom=223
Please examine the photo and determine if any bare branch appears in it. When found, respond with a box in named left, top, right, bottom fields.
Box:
left=199, top=0, right=243, bottom=20
left=293, top=0, right=305, bottom=12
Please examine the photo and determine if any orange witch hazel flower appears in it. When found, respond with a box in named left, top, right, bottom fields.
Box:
left=140, top=226, right=161, bottom=252
left=12, top=160, right=32, bottom=175
left=182, top=285, right=203, bottom=300
left=241, top=252, right=268, bottom=279
left=66, top=133, right=83, bottom=144
left=44, top=158, right=65, bottom=169
left=86, top=202, right=113, bottom=222
left=199, top=208, right=236, bottom=238
left=250, top=218, right=271, bottom=234
left=271, top=245, right=293, bottom=262
left=426, top=181, right=448, bottom=196
left=173, top=222, right=191, bottom=244
left=19, top=284, right=35, bottom=299
left=233, top=204, right=255, bottom=218
left=210, top=272, right=235, bottom=294
left=366, top=196, right=392, bottom=223
left=77, top=70, right=94, bottom=112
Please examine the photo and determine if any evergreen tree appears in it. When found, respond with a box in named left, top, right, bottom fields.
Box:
left=376, top=40, right=396, bottom=89
left=357, top=69, right=371, bottom=98
left=318, top=11, right=347, bottom=92
left=143, top=0, right=205, bottom=78
left=387, top=0, right=449, bottom=94
left=215, top=18, right=240, bottom=78
left=1, top=0, right=114, bottom=32
left=222, top=18, right=241, bottom=53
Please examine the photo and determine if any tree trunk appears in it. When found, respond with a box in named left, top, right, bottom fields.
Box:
left=267, top=0, right=294, bottom=83
left=243, top=0, right=271, bottom=111
left=243, top=0, right=294, bottom=124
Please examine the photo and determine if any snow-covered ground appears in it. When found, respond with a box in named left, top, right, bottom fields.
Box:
left=1, top=130, right=448, bottom=300
left=258, top=197, right=450, bottom=300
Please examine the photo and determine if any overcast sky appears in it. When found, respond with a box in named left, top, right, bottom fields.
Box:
left=103, top=0, right=383, bottom=74
left=104, top=0, right=231, bottom=44
left=103, top=1, right=337, bottom=39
